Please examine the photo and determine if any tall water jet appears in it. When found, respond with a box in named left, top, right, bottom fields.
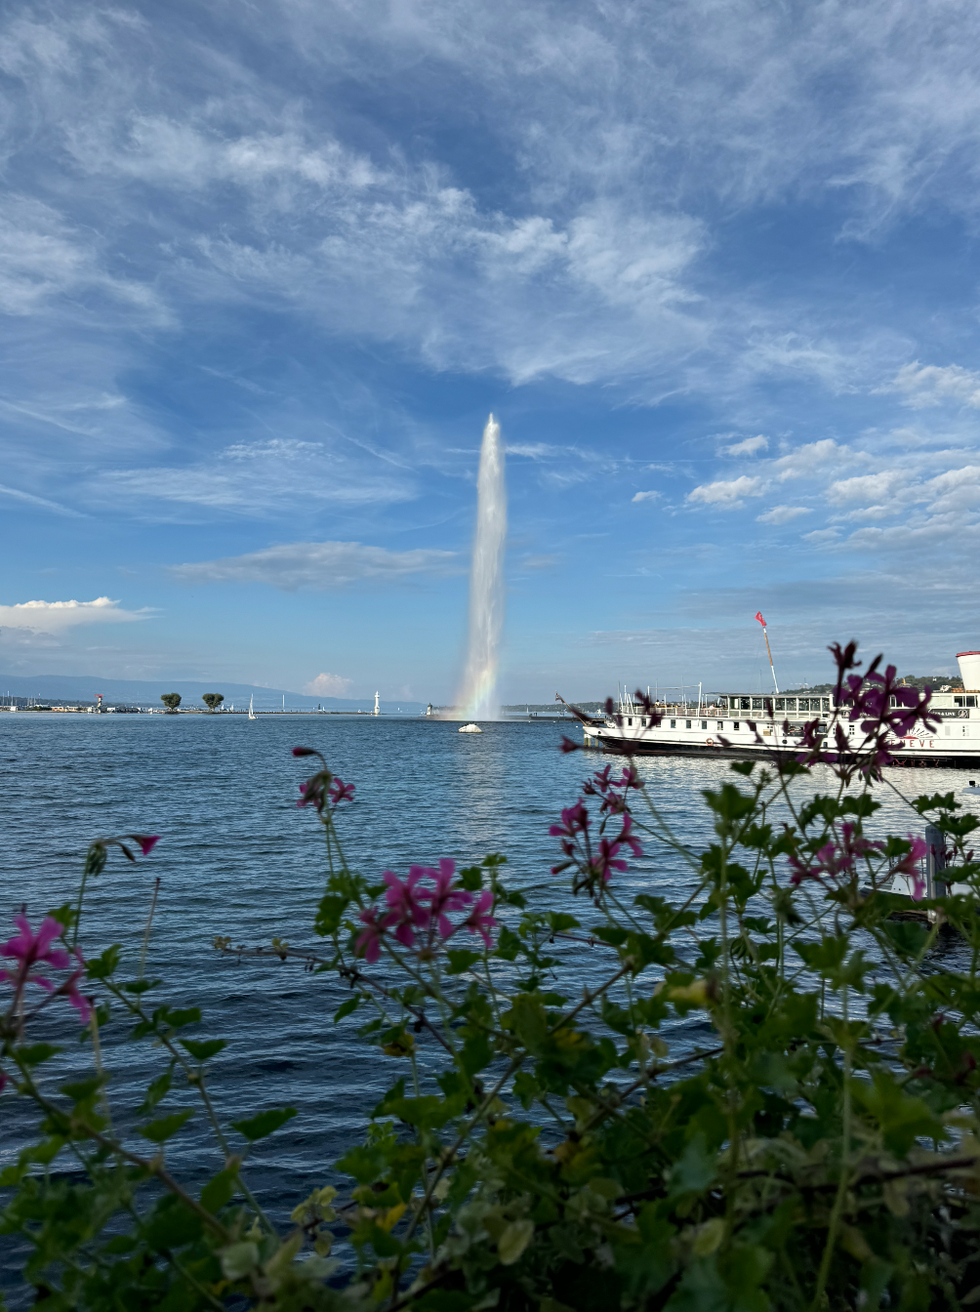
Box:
left=457, top=414, right=506, bottom=720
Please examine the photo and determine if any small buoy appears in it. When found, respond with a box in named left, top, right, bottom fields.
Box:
left=458, top=723, right=482, bottom=734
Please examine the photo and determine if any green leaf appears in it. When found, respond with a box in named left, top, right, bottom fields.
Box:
left=86, top=944, right=122, bottom=980
left=314, top=894, right=348, bottom=936
left=458, top=865, right=483, bottom=892
left=882, top=921, right=929, bottom=958
left=498, top=1218, right=534, bottom=1265
left=61, top=1076, right=104, bottom=1104
left=138, top=1109, right=195, bottom=1142
left=138, top=1063, right=174, bottom=1115
left=122, top=978, right=160, bottom=994
left=180, top=1038, right=227, bottom=1061
left=446, top=949, right=482, bottom=974
left=17, top=1043, right=62, bottom=1066
left=201, top=1166, right=238, bottom=1213
left=667, top=1133, right=716, bottom=1199
left=231, top=1106, right=297, bottom=1141
left=334, top=995, right=361, bottom=1022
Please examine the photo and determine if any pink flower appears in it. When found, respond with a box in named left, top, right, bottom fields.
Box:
left=297, top=776, right=327, bottom=811
left=1, top=915, right=91, bottom=1023
left=383, top=868, right=430, bottom=947
left=417, top=858, right=472, bottom=938
left=616, top=814, right=643, bottom=858
left=355, top=908, right=386, bottom=964
left=464, top=891, right=497, bottom=949
left=292, top=746, right=319, bottom=758
left=329, top=778, right=355, bottom=805
left=131, top=835, right=160, bottom=856
left=549, top=802, right=590, bottom=842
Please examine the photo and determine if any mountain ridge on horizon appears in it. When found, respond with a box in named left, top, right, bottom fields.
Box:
left=0, top=672, right=426, bottom=712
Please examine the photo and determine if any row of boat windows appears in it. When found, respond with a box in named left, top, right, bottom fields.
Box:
left=722, top=696, right=831, bottom=712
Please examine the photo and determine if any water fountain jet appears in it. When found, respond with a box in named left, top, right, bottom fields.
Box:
left=456, top=414, right=506, bottom=720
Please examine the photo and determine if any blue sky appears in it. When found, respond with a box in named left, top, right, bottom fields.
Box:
left=2, top=0, right=980, bottom=702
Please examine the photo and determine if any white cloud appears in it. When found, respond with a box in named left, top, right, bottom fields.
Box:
left=723, top=435, right=768, bottom=456
left=802, top=528, right=840, bottom=544
left=172, top=541, right=459, bottom=590
left=99, top=439, right=414, bottom=513
left=826, top=470, right=906, bottom=505
left=303, top=671, right=353, bottom=697
left=774, top=440, right=855, bottom=482
left=0, top=597, right=149, bottom=631
left=756, top=504, right=811, bottom=525
left=632, top=490, right=661, bottom=503
left=890, top=362, right=980, bottom=409
left=688, top=475, right=764, bottom=508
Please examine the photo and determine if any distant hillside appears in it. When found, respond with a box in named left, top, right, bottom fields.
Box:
left=782, top=674, right=962, bottom=694
left=0, top=673, right=425, bottom=714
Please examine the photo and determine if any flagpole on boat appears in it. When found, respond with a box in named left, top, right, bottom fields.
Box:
left=755, top=611, right=779, bottom=694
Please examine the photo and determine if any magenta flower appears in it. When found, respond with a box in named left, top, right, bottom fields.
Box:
left=616, top=814, right=643, bottom=858
left=383, top=868, right=430, bottom=947
left=417, top=858, right=472, bottom=938
left=297, top=776, right=327, bottom=811
left=329, top=778, right=355, bottom=805
left=355, top=908, right=386, bottom=964
left=292, top=746, right=320, bottom=758
left=549, top=802, right=590, bottom=842
left=464, top=891, right=497, bottom=948
left=131, top=835, right=160, bottom=856
left=1, top=915, right=91, bottom=1023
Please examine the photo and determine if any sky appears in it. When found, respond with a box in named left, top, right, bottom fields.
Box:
left=2, top=0, right=980, bottom=703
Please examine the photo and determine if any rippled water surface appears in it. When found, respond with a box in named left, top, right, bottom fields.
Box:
left=2, top=712, right=977, bottom=1295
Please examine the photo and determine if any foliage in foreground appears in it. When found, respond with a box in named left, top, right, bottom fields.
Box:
left=4, top=642, right=980, bottom=1310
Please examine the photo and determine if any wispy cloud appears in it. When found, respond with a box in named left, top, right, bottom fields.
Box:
left=173, top=541, right=459, bottom=590
left=888, top=362, right=980, bottom=409
left=723, top=435, right=768, bottom=456
left=0, top=597, right=150, bottom=631
left=756, top=505, right=810, bottom=525
left=632, top=490, right=661, bottom=503
left=688, top=476, right=764, bottom=508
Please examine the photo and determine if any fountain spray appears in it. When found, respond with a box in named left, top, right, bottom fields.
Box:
left=457, top=414, right=506, bottom=719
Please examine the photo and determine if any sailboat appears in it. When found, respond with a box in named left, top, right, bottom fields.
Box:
left=248, top=695, right=256, bottom=721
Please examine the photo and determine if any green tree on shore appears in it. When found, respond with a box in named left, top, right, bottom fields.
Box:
left=202, top=693, right=224, bottom=712
left=160, top=693, right=181, bottom=712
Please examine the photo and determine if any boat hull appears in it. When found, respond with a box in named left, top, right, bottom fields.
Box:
left=581, top=725, right=980, bottom=769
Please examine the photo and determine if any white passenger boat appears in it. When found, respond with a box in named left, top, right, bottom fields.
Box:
left=574, top=650, right=980, bottom=770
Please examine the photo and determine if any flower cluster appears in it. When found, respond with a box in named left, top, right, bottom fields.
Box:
left=354, top=859, right=496, bottom=964
left=1, top=915, right=90, bottom=1028
left=789, top=643, right=939, bottom=780
left=788, top=825, right=928, bottom=900
left=550, top=765, right=643, bottom=894
left=293, top=747, right=356, bottom=813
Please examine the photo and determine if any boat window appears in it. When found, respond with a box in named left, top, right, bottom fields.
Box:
left=751, top=697, right=763, bottom=710
left=822, top=698, right=830, bottom=711
left=970, top=698, right=977, bottom=708
left=733, top=721, right=740, bottom=730
left=784, top=698, right=796, bottom=711
left=701, top=720, right=708, bottom=730
left=627, top=717, right=632, bottom=726
left=740, top=697, right=750, bottom=710
left=670, top=719, right=676, bottom=728
left=685, top=719, right=692, bottom=729
left=775, top=698, right=785, bottom=711
left=716, top=721, right=723, bottom=730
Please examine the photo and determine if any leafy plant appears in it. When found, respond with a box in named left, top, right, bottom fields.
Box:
left=160, top=693, right=182, bottom=712
left=202, top=693, right=225, bottom=712
left=4, top=642, right=980, bottom=1310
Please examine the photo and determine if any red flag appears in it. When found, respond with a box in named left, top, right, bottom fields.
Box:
left=755, top=611, right=766, bottom=626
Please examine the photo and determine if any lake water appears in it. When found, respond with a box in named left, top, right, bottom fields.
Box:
left=1, top=712, right=977, bottom=1297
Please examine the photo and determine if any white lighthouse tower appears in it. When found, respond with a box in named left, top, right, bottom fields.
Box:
left=373, top=691, right=380, bottom=716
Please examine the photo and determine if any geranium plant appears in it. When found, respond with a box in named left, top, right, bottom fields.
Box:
left=3, top=642, right=980, bottom=1311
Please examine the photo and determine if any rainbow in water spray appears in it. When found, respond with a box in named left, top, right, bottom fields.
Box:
left=457, top=414, right=507, bottom=720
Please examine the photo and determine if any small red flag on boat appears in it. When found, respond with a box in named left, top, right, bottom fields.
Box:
left=755, top=611, right=766, bottom=626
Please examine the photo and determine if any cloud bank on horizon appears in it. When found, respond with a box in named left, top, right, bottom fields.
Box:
left=1, top=0, right=979, bottom=699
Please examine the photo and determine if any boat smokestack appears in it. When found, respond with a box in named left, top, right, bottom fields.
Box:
left=957, top=651, right=980, bottom=690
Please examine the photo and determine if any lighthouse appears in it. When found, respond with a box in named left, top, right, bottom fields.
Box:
left=373, top=692, right=380, bottom=716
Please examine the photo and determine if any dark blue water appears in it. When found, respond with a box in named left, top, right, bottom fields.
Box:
left=1, top=713, right=975, bottom=1296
